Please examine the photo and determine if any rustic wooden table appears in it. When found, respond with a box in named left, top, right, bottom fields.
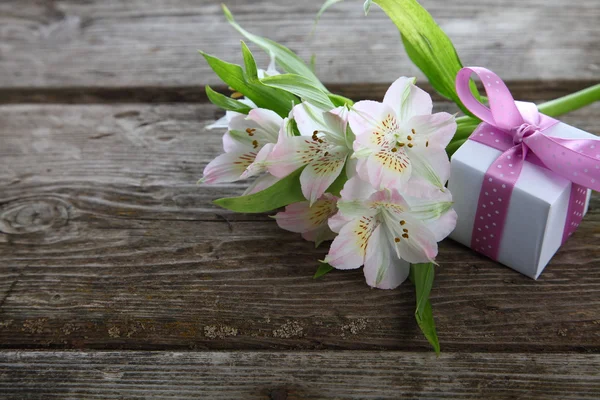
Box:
left=0, top=0, right=599, bottom=398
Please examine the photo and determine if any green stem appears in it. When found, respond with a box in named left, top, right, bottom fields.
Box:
left=537, top=84, right=600, bottom=117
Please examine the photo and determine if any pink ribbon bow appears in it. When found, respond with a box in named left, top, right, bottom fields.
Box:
left=455, top=67, right=599, bottom=260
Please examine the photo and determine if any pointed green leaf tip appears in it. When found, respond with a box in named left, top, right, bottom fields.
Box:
left=314, top=263, right=334, bottom=279
left=213, top=168, right=305, bottom=213
left=205, top=86, right=252, bottom=114
left=199, top=50, right=298, bottom=118
left=222, top=4, right=327, bottom=92
left=364, top=0, right=373, bottom=15
left=409, top=263, right=440, bottom=355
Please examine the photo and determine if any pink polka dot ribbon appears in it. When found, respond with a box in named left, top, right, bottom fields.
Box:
left=456, top=67, right=600, bottom=260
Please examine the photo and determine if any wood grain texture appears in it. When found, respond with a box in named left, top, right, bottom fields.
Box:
left=1, top=351, right=600, bottom=399
left=1, top=100, right=599, bottom=351
left=0, top=0, right=598, bottom=89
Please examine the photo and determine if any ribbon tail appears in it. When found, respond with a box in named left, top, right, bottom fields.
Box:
left=470, top=145, right=525, bottom=260
left=525, top=132, right=600, bottom=192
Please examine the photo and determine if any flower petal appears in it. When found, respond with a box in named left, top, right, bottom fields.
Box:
left=293, top=102, right=327, bottom=137
left=243, top=173, right=280, bottom=195
left=405, top=112, right=456, bottom=150
left=300, top=153, right=346, bottom=205
left=324, top=214, right=377, bottom=270
left=228, top=108, right=281, bottom=149
left=400, top=83, right=433, bottom=120
left=364, top=224, right=410, bottom=289
left=328, top=211, right=351, bottom=233
left=406, top=147, right=450, bottom=189
left=322, top=106, right=350, bottom=145
left=386, top=213, right=438, bottom=264
left=363, top=147, right=412, bottom=191
left=207, top=111, right=236, bottom=130
left=268, top=135, right=321, bottom=178
left=382, top=76, right=414, bottom=117
left=426, top=208, right=457, bottom=242
left=207, top=98, right=256, bottom=131
left=222, top=131, right=242, bottom=153
left=349, top=101, right=398, bottom=150
left=404, top=190, right=457, bottom=241
left=275, top=195, right=337, bottom=234
left=241, top=143, right=274, bottom=179
left=301, top=225, right=336, bottom=247
left=201, top=150, right=255, bottom=184
left=339, top=176, right=377, bottom=201
left=247, top=108, right=283, bottom=143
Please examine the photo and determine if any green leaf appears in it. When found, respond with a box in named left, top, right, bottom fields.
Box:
left=200, top=51, right=298, bottom=118
left=373, top=0, right=476, bottom=116
left=409, top=263, right=440, bottom=354
left=313, top=262, right=334, bottom=279
left=364, top=0, right=373, bottom=15
left=205, top=85, right=253, bottom=114
left=214, top=168, right=305, bottom=213
left=261, top=74, right=335, bottom=111
left=222, top=5, right=328, bottom=92
left=411, top=263, right=434, bottom=315
left=240, top=41, right=258, bottom=80
left=445, top=138, right=466, bottom=157
left=328, top=93, right=354, bottom=107
left=415, top=298, right=440, bottom=354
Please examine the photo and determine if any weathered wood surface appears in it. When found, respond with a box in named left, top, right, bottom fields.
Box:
left=1, top=100, right=599, bottom=352
left=1, top=351, right=600, bottom=399
left=0, top=0, right=598, bottom=90
left=1, top=0, right=599, bottom=396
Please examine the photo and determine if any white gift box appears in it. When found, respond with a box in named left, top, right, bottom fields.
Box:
left=449, top=121, right=593, bottom=279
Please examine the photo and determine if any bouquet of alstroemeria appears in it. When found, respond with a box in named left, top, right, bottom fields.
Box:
left=199, top=0, right=600, bottom=352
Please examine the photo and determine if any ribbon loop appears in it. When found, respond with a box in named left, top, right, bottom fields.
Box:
left=456, top=67, right=524, bottom=131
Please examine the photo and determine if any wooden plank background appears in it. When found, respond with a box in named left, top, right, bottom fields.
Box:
left=1, top=351, right=600, bottom=399
left=0, top=0, right=599, bottom=397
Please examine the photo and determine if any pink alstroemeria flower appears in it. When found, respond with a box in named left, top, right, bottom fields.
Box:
left=268, top=102, right=354, bottom=205
left=274, top=193, right=338, bottom=247
left=349, top=77, right=456, bottom=192
left=201, top=108, right=283, bottom=186
left=323, top=177, right=457, bottom=289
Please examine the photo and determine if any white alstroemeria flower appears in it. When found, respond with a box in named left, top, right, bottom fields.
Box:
left=268, top=102, right=354, bottom=205
left=349, top=77, right=456, bottom=192
left=201, top=108, right=283, bottom=185
left=323, top=177, right=457, bottom=289
left=274, top=193, right=338, bottom=246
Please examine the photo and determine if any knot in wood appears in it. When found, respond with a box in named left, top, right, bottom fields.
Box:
left=0, top=197, right=70, bottom=235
